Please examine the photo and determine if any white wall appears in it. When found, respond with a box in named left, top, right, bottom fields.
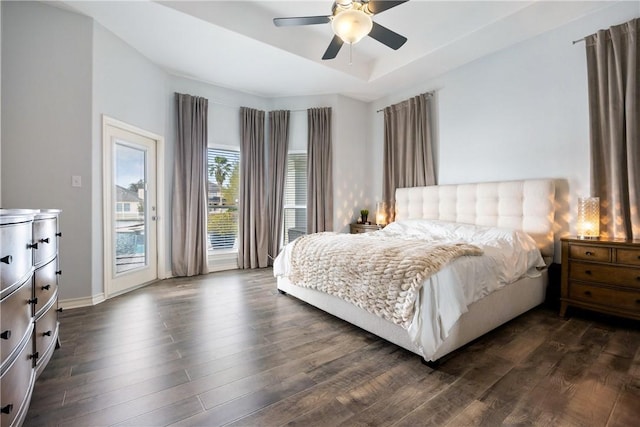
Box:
left=92, top=22, right=169, bottom=298
left=370, top=1, right=639, bottom=247
left=0, top=2, right=3, bottom=203
left=1, top=1, right=93, bottom=300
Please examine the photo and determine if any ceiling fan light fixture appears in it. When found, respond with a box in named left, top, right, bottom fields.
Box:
left=331, top=9, right=373, bottom=44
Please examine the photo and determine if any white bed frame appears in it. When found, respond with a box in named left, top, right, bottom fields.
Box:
left=277, top=179, right=556, bottom=362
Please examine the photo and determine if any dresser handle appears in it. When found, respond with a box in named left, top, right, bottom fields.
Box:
left=29, top=352, right=39, bottom=360
left=42, top=284, right=51, bottom=291
left=1, top=404, right=13, bottom=414
left=43, top=331, right=52, bottom=337
left=28, top=297, right=38, bottom=305
left=585, top=251, right=594, bottom=256
left=56, top=270, right=62, bottom=275
left=56, top=307, right=63, bottom=313
left=584, top=291, right=592, bottom=296
left=0, top=255, right=12, bottom=264
left=40, top=237, right=50, bottom=244
left=585, top=270, right=592, bottom=275
left=56, top=232, right=62, bottom=237
left=0, top=330, right=11, bottom=340
left=28, top=242, right=38, bottom=250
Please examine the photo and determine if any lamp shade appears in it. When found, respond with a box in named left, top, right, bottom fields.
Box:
left=331, top=9, right=373, bottom=44
left=376, top=201, right=389, bottom=226
left=576, top=197, right=600, bottom=239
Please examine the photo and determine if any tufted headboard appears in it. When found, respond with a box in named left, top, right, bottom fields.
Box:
left=395, top=179, right=556, bottom=260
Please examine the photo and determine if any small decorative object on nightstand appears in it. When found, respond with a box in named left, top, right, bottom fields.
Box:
left=376, top=201, right=389, bottom=226
left=560, top=237, right=640, bottom=320
left=350, top=223, right=383, bottom=234
left=360, top=209, right=369, bottom=225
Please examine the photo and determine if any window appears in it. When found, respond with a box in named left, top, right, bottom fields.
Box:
left=207, top=148, right=240, bottom=253
left=283, top=152, right=307, bottom=245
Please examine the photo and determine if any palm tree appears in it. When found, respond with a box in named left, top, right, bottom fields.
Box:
left=209, top=156, right=232, bottom=187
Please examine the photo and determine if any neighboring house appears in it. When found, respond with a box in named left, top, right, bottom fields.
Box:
left=207, top=181, right=226, bottom=210
left=115, top=185, right=143, bottom=221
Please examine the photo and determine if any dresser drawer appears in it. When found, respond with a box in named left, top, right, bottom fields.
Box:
left=0, top=221, right=33, bottom=295
left=570, top=261, right=640, bottom=289
left=617, top=248, right=640, bottom=267
left=34, top=298, right=59, bottom=370
left=0, top=278, right=33, bottom=368
left=34, top=258, right=58, bottom=317
left=569, top=282, right=640, bottom=314
left=0, top=327, right=35, bottom=427
left=569, top=244, right=611, bottom=262
left=33, top=218, right=57, bottom=266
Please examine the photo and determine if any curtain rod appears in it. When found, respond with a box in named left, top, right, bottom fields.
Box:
left=572, top=37, right=586, bottom=45
left=375, top=91, right=435, bottom=113
left=210, top=100, right=311, bottom=113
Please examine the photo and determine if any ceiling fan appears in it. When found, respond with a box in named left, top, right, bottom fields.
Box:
left=273, top=0, right=409, bottom=60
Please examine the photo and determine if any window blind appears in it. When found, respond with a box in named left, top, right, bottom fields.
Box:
left=283, top=152, right=307, bottom=244
left=207, top=148, right=240, bottom=252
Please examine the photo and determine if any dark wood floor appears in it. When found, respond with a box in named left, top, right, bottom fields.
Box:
left=24, top=268, right=640, bottom=426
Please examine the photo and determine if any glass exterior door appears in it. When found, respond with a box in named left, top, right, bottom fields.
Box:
left=104, top=123, right=157, bottom=297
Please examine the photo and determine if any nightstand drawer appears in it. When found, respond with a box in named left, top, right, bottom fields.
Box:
left=349, top=224, right=381, bottom=234
left=617, top=248, right=640, bottom=267
left=569, top=244, right=611, bottom=262
left=570, top=261, right=640, bottom=289
left=569, top=282, right=640, bottom=313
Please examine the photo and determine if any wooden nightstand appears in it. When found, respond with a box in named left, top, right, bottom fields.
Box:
left=350, top=223, right=383, bottom=234
left=560, top=237, right=640, bottom=320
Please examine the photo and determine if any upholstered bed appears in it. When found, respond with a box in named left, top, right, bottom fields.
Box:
left=274, top=179, right=556, bottom=362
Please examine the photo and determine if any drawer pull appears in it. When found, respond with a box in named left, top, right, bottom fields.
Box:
left=1, top=404, right=13, bottom=414
left=40, top=237, right=50, bottom=244
left=28, top=297, right=38, bottom=305
left=56, top=270, right=62, bottom=275
left=28, top=242, right=38, bottom=250
left=585, top=270, right=592, bottom=275
left=56, top=232, right=62, bottom=237
left=56, top=307, right=63, bottom=313
left=29, top=352, right=39, bottom=360
left=584, top=291, right=592, bottom=297
left=43, top=330, right=52, bottom=337
left=1, top=330, right=11, bottom=340
left=585, top=251, right=594, bottom=256
left=42, top=284, right=51, bottom=291
left=0, top=255, right=12, bottom=264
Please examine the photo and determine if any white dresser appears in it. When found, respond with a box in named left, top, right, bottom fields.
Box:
left=0, top=209, right=61, bottom=427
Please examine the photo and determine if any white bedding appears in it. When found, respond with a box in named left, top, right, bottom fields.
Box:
left=273, top=219, right=545, bottom=358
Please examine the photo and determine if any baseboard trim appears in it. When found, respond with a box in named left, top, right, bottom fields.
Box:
left=59, top=293, right=106, bottom=309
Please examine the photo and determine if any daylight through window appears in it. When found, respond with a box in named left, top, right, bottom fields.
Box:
left=207, top=148, right=240, bottom=253
left=283, top=152, right=307, bottom=245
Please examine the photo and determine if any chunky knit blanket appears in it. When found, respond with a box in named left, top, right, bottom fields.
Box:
left=289, top=232, right=483, bottom=329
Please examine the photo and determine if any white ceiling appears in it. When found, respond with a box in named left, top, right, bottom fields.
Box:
left=59, top=0, right=617, bottom=102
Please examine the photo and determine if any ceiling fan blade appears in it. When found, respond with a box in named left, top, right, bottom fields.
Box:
left=368, top=22, right=407, bottom=50
left=273, top=16, right=331, bottom=27
left=322, top=36, right=344, bottom=60
left=366, top=0, right=409, bottom=15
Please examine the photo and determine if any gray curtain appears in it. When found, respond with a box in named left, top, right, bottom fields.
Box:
left=586, top=18, right=639, bottom=239
left=267, top=110, right=290, bottom=264
left=382, top=92, right=436, bottom=221
left=171, top=93, right=209, bottom=276
left=307, top=107, right=333, bottom=233
left=238, top=107, right=269, bottom=268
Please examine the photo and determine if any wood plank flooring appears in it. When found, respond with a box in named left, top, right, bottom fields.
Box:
left=24, top=268, right=640, bottom=426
